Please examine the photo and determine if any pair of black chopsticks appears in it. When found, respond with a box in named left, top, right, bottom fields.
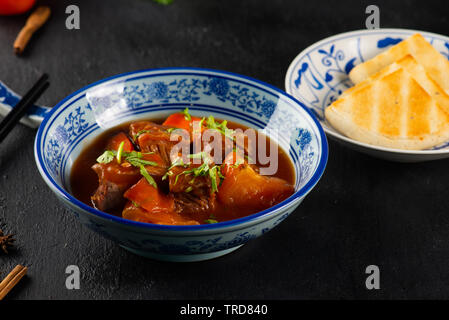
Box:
left=0, top=74, right=49, bottom=144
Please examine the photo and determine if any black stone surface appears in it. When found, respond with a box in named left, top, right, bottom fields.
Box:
left=0, top=0, right=448, bottom=300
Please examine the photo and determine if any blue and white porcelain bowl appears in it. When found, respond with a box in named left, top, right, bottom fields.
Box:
left=34, top=68, right=328, bottom=262
left=285, top=29, right=449, bottom=162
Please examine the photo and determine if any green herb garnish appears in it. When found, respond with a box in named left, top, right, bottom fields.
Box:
left=96, top=149, right=158, bottom=188
left=208, top=165, right=219, bottom=193
left=97, top=150, right=155, bottom=165
left=168, top=152, right=223, bottom=192
left=131, top=200, right=140, bottom=208
left=198, top=117, right=205, bottom=128
left=96, top=150, right=116, bottom=164
left=126, top=151, right=158, bottom=167
left=139, top=165, right=157, bottom=188
left=188, top=151, right=208, bottom=160
left=192, top=117, right=205, bottom=136
left=152, top=0, right=173, bottom=5
left=181, top=107, right=192, bottom=121
left=162, top=157, right=188, bottom=181
left=206, top=115, right=235, bottom=140
left=116, top=141, right=125, bottom=164
left=204, top=219, right=218, bottom=224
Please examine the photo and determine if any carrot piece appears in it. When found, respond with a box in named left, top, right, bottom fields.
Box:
left=218, top=164, right=294, bottom=210
left=122, top=201, right=199, bottom=225
left=123, top=178, right=199, bottom=225
left=124, top=178, right=174, bottom=214
left=107, top=132, right=134, bottom=152
left=163, top=113, right=202, bottom=134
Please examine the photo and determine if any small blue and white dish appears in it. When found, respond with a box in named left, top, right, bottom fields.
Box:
left=285, top=29, right=449, bottom=162
left=34, top=68, right=328, bottom=262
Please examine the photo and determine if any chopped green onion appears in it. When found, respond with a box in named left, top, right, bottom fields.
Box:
left=185, top=186, right=193, bottom=193
left=209, top=165, right=219, bottom=193
left=192, top=117, right=205, bottom=136
left=181, top=107, right=191, bottom=121
left=162, top=170, right=174, bottom=181
left=198, top=117, right=205, bottom=128
left=96, top=150, right=116, bottom=164
left=205, top=115, right=235, bottom=140
left=126, top=155, right=158, bottom=167
left=173, top=173, right=181, bottom=185
left=163, top=152, right=225, bottom=193
left=152, top=0, right=173, bottom=5
left=204, top=219, right=218, bottom=224
left=188, top=152, right=205, bottom=160
left=217, top=169, right=225, bottom=180
left=116, top=141, right=125, bottom=164
left=97, top=148, right=158, bottom=187
left=131, top=200, right=140, bottom=208
left=163, top=157, right=188, bottom=180
left=139, top=165, right=157, bottom=188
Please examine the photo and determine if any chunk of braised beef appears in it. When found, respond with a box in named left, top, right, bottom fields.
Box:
left=168, top=164, right=212, bottom=196
left=173, top=192, right=216, bottom=216
left=129, top=121, right=172, bottom=141
left=138, top=152, right=169, bottom=178
left=91, top=152, right=170, bottom=212
left=91, top=161, right=141, bottom=212
left=167, top=162, right=218, bottom=216
left=129, top=121, right=180, bottom=165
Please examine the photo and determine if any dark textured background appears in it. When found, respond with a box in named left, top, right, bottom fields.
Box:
left=0, top=0, right=448, bottom=300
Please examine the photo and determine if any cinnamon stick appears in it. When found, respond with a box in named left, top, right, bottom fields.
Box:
left=0, top=265, right=28, bottom=300
left=13, top=6, right=51, bottom=55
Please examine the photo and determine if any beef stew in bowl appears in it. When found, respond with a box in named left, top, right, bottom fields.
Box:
left=71, top=108, right=295, bottom=226
left=35, top=68, right=327, bottom=261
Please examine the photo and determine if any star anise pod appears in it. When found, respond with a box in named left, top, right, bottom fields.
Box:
left=0, top=229, right=15, bottom=254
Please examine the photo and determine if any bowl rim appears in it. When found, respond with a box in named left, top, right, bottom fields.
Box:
left=285, top=28, right=449, bottom=155
left=35, top=67, right=328, bottom=232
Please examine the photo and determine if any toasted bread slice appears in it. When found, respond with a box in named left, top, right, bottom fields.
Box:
left=349, top=34, right=449, bottom=95
left=396, top=55, right=449, bottom=112
left=344, top=55, right=449, bottom=111
left=326, top=68, right=449, bottom=150
left=341, top=58, right=402, bottom=98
